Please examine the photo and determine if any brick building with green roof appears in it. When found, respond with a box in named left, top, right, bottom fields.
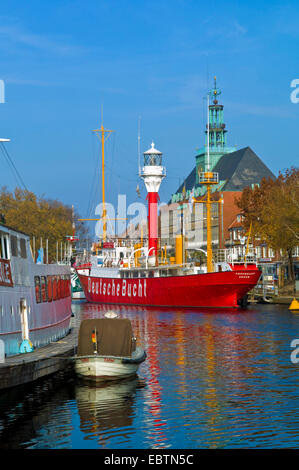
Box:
left=161, top=79, right=275, bottom=251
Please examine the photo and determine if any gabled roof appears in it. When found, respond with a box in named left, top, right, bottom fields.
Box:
left=228, top=218, right=243, bottom=230
left=213, top=146, right=276, bottom=191
left=171, top=146, right=275, bottom=199
left=176, top=166, right=197, bottom=195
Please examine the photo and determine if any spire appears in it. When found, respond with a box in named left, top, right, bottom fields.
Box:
left=205, top=76, right=227, bottom=151
left=210, top=76, right=221, bottom=104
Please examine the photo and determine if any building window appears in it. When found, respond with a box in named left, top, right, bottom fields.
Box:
left=293, top=246, right=299, bottom=257
left=256, top=247, right=262, bottom=258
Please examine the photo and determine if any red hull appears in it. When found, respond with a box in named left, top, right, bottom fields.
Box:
left=77, top=269, right=261, bottom=308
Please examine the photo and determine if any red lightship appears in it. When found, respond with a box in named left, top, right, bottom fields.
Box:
left=76, top=114, right=261, bottom=309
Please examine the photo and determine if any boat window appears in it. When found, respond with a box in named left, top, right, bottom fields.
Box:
left=41, top=276, right=47, bottom=302
left=52, top=276, right=57, bottom=300
left=0, top=234, right=9, bottom=259
left=65, top=275, right=69, bottom=297
left=47, top=276, right=52, bottom=302
left=63, top=275, right=67, bottom=298
left=61, top=275, right=64, bottom=297
left=57, top=275, right=61, bottom=299
left=20, top=238, right=27, bottom=258
left=67, top=275, right=71, bottom=297
left=10, top=235, right=18, bottom=257
left=34, top=276, right=41, bottom=303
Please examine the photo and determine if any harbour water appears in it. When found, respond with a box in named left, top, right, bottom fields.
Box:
left=0, top=302, right=298, bottom=449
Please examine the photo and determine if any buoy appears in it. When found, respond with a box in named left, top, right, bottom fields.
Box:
left=289, top=298, right=299, bottom=310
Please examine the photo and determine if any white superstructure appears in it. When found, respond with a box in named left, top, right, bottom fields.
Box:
left=0, top=222, right=72, bottom=357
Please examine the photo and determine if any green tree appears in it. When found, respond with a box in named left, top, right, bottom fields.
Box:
left=0, top=187, right=89, bottom=262
left=236, top=167, right=299, bottom=282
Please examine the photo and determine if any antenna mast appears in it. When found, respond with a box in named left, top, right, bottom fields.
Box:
left=138, top=116, right=141, bottom=176
left=207, top=92, right=210, bottom=171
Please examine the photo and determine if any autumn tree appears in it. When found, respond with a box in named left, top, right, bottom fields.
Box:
left=236, top=167, right=299, bottom=282
left=0, top=187, right=89, bottom=262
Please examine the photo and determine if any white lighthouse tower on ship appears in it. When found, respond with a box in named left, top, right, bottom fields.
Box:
left=140, top=142, right=166, bottom=262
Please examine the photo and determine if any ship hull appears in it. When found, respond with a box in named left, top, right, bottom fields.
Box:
left=0, top=265, right=72, bottom=356
left=77, top=269, right=261, bottom=308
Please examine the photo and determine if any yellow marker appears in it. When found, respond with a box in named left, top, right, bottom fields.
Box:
left=289, top=298, right=299, bottom=311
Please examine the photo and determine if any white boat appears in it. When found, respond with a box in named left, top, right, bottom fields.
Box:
left=74, top=314, right=146, bottom=383
left=0, top=222, right=72, bottom=357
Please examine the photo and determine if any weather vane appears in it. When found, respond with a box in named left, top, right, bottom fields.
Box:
left=209, top=76, right=221, bottom=104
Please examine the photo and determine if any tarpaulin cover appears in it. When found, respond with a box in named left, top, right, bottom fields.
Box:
left=77, top=318, right=136, bottom=357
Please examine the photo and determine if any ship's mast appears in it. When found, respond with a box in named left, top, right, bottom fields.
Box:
left=92, top=118, right=114, bottom=242
left=78, top=117, right=129, bottom=242
left=197, top=80, right=222, bottom=273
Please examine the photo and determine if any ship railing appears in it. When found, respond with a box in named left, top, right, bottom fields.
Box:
left=213, top=249, right=257, bottom=265
left=75, top=252, right=91, bottom=267
left=198, top=171, right=219, bottom=184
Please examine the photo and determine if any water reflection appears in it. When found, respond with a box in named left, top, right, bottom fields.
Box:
left=75, top=377, right=145, bottom=448
left=0, top=372, right=74, bottom=449
left=1, top=302, right=298, bottom=448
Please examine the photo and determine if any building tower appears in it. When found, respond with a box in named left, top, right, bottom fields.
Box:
left=140, top=142, right=166, bottom=258
left=195, top=77, right=235, bottom=180
left=206, top=76, right=227, bottom=155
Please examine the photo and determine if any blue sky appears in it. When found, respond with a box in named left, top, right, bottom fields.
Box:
left=0, top=0, right=298, bottom=225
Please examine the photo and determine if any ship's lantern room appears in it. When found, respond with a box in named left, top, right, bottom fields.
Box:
left=143, top=142, right=162, bottom=166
